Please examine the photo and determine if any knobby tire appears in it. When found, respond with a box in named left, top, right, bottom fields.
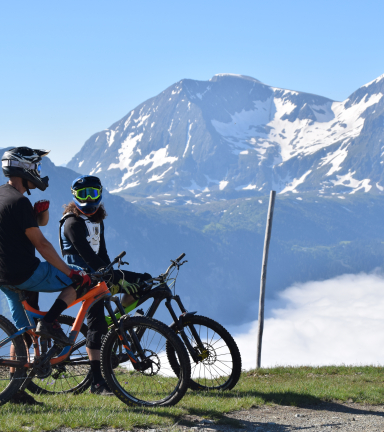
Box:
left=101, top=315, right=191, bottom=407
left=0, top=315, right=27, bottom=405
left=167, top=315, right=242, bottom=391
left=27, top=315, right=91, bottom=395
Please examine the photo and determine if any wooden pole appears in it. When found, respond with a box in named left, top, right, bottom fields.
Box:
left=256, top=190, right=276, bottom=368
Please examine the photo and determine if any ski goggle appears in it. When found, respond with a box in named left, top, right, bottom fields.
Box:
left=2, top=160, right=42, bottom=175
left=73, top=187, right=102, bottom=201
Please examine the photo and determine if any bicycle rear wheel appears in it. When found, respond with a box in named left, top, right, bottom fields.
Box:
left=101, top=315, right=191, bottom=407
left=167, top=315, right=242, bottom=391
left=0, top=315, right=27, bottom=405
left=27, top=315, right=91, bottom=395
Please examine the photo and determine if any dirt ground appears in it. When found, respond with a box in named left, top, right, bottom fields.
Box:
left=56, top=402, right=384, bottom=432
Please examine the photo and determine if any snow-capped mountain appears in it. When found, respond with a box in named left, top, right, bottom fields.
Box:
left=67, top=73, right=384, bottom=204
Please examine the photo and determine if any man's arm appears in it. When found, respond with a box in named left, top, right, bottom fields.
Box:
left=25, top=227, right=71, bottom=277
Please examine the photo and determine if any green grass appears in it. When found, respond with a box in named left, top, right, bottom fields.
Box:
left=1, top=366, right=384, bottom=431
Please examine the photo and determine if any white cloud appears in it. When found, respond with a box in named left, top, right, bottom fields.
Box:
left=230, top=272, right=384, bottom=370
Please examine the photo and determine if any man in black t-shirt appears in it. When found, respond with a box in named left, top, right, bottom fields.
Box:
left=0, top=147, right=92, bottom=347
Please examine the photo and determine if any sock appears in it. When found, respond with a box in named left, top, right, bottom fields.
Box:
left=90, top=360, right=103, bottom=385
left=43, top=299, right=67, bottom=324
left=9, top=372, right=14, bottom=381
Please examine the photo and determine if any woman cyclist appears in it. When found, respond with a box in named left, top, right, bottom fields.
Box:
left=59, top=175, right=151, bottom=395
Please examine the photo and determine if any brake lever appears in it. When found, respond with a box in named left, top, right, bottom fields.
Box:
left=90, top=274, right=102, bottom=284
left=170, top=260, right=179, bottom=269
left=170, top=259, right=188, bottom=270
left=141, top=280, right=153, bottom=291
left=117, top=259, right=129, bottom=269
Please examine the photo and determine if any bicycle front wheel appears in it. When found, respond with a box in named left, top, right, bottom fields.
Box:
left=27, top=315, right=91, bottom=395
left=0, top=315, right=27, bottom=405
left=101, top=315, right=191, bottom=407
left=167, top=315, right=242, bottom=391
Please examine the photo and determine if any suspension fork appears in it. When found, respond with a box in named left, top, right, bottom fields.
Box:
left=104, top=297, right=144, bottom=364
left=165, top=297, right=204, bottom=363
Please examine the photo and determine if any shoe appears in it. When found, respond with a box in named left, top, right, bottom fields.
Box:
left=9, top=390, right=43, bottom=405
left=90, top=380, right=114, bottom=396
left=35, top=319, right=73, bottom=346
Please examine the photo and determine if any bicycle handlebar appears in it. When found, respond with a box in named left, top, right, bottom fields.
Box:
left=112, top=251, right=126, bottom=265
left=147, top=252, right=187, bottom=284
left=90, top=250, right=185, bottom=286
left=91, top=251, right=126, bottom=282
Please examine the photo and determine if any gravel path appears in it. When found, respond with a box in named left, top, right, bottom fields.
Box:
left=55, top=402, right=384, bottom=432
left=204, top=402, right=384, bottom=431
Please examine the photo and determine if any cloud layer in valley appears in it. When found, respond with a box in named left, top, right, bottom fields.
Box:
left=231, top=272, right=384, bottom=370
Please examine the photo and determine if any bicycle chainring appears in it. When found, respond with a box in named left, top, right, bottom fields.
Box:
left=35, top=361, right=53, bottom=379
left=51, top=364, right=67, bottom=380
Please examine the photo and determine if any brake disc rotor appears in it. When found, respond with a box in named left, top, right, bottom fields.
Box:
left=196, top=343, right=217, bottom=366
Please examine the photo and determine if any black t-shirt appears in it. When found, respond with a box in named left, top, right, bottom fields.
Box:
left=0, top=183, right=40, bottom=285
left=63, top=216, right=110, bottom=271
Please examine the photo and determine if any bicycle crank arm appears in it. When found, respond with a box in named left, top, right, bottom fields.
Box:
left=19, top=344, right=62, bottom=392
left=133, top=358, right=153, bottom=372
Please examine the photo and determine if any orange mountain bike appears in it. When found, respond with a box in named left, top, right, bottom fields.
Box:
left=0, top=252, right=191, bottom=407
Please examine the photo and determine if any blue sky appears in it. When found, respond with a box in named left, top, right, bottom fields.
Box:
left=1, top=0, right=384, bottom=165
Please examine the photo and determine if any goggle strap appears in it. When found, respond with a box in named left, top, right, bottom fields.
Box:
left=2, top=160, right=40, bottom=170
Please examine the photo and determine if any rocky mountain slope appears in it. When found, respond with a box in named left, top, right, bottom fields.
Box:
left=68, top=73, right=384, bottom=205
left=1, top=153, right=384, bottom=326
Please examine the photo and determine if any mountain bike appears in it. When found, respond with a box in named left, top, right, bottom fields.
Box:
left=121, top=253, right=242, bottom=392
left=0, top=252, right=190, bottom=407
left=29, top=253, right=241, bottom=395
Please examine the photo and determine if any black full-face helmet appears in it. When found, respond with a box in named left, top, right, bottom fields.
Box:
left=2, top=147, right=50, bottom=194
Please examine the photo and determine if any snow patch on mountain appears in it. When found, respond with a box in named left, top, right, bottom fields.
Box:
left=212, top=90, right=382, bottom=165
left=219, top=181, right=228, bottom=190
left=280, top=170, right=312, bottom=194
left=107, top=130, right=116, bottom=147
left=331, top=172, right=372, bottom=194
left=183, top=122, right=193, bottom=157
left=108, top=133, right=144, bottom=171
left=145, top=146, right=178, bottom=173
left=68, top=73, right=384, bottom=201
left=319, top=142, right=350, bottom=176
left=362, top=74, right=384, bottom=88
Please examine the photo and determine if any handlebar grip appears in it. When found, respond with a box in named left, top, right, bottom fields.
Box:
left=110, top=251, right=127, bottom=266
left=176, top=253, right=185, bottom=262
